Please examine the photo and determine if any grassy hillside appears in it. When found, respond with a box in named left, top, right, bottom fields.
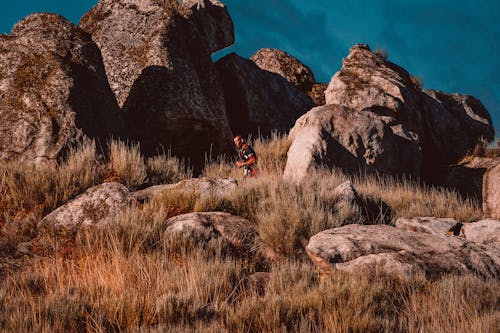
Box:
left=0, top=136, right=497, bottom=332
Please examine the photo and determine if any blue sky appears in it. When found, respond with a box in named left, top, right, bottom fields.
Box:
left=1, top=0, right=498, bottom=136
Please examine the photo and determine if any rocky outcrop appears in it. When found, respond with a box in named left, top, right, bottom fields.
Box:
left=79, top=0, right=234, bottom=167
left=216, top=53, right=314, bottom=137
left=130, top=177, right=238, bottom=202
left=163, top=212, right=258, bottom=252
left=483, top=164, right=500, bottom=219
left=306, top=224, right=500, bottom=279
left=324, top=44, right=424, bottom=141
left=283, top=104, right=421, bottom=182
left=0, top=13, right=121, bottom=164
left=38, top=182, right=132, bottom=230
left=286, top=44, right=494, bottom=181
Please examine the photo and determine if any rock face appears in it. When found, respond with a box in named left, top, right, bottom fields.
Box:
left=38, top=182, right=132, bottom=230
left=422, top=90, right=494, bottom=172
left=306, top=224, right=500, bottom=279
left=483, top=164, right=500, bottom=219
left=325, top=44, right=424, bottom=142
left=286, top=44, right=494, bottom=181
left=251, top=48, right=316, bottom=94
left=283, top=104, right=421, bottom=182
left=0, top=14, right=121, bottom=163
left=182, top=0, right=235, bottom=53
left=130, top=177, right=238, bottom=202
left=250, top=48, right=327, bottom=107
left=79, top=0, right=234, bottom=166
left=443, top=157, right=499, bottom=201
left=308, top=83, right=328, bottom=106
left=163, top=212, right=258, bottom=252
left=216, top=53, right=314, bottom=137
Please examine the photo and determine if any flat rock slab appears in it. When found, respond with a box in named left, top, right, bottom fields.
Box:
left=38, top=182, right=132, bottom=230
left=163, top=212, right=258, bottom=252
left=130, top=177, right=238, bottom=202
left=306, top=224, right=500, bottom=279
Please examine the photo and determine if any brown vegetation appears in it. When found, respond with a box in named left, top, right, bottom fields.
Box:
left=0, top=136, right=496, bottom=332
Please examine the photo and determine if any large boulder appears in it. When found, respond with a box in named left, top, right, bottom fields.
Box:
left=483, top=164, right=500, bottom=219
left=306, top=224, right=500, bottom=279
left=251, top=48, right=316, bottom=94
left=250, top=48, right=327, bottom=107
left=283, top=104, right=421, bottom=182
left=324, top=44, right=424, bottom=140
left=79, top=0, right=234, bottom=167
left=130, top=177, right=238, bottom=202
left=38, top=182, right=132, bottom=230
left=0, top=14, right=122, bottom=164
left=215, top=53, right=314, bottom=137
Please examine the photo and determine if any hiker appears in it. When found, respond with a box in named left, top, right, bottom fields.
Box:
left=234, top=135, right=257, bottom=178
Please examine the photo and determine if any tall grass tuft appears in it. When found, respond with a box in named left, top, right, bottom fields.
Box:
left=108, top=140, right=147, bottom=190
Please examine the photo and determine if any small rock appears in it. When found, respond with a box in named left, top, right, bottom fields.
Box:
left=38, top=182, right=132, bottom=230
left=163, top=212, right=258, bottom=252
left=332, top=180, right=359, bottom=213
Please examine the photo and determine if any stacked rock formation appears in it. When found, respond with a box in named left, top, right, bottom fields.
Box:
left=79, top=0, right=235, bottom=167
left=285, top=44, right=494, bottom=182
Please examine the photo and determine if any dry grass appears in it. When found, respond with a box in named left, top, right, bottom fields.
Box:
left=0, top=136, right=495, bottom=332
left=108, top=141, right=146, bottom=190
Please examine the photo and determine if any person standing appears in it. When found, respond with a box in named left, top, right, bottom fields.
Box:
left=233, top=135, right=257, bottom=178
